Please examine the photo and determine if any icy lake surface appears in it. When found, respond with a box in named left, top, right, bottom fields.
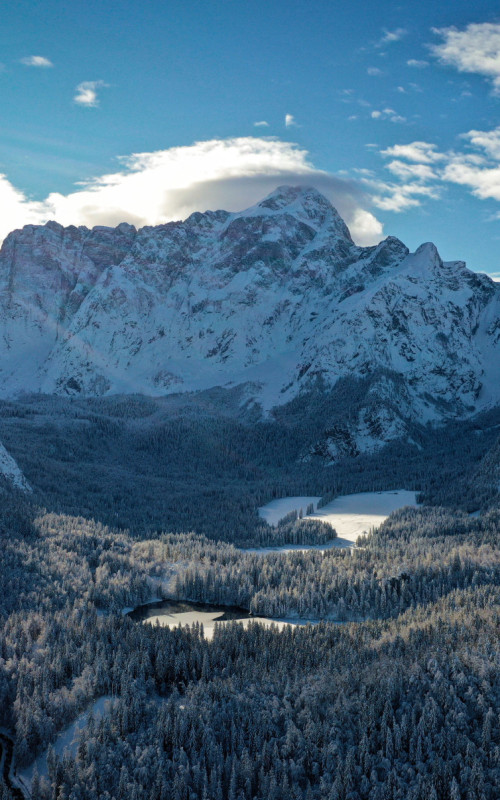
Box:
left=257, top=490, right=418, bottom=549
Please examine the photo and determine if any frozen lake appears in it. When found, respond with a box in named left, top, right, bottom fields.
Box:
left=127, top=599, right=317, bottom=640
left=257, top=489, right=418, bottom=549
left=257, top=496, right=322, bottom=526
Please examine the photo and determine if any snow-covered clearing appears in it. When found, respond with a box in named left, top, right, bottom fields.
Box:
left=20, top=696, right=114, bottom=788
left=257, top=490, right=418, bottom=549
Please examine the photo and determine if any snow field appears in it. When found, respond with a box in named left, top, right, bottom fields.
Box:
left=257, top=490, right=418, bottom=549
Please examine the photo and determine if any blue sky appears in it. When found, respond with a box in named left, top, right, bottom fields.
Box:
left=3, top=1, right=500, bottom=275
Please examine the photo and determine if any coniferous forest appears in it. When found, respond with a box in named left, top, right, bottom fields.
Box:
left=0, top=391, right=499, bottom=800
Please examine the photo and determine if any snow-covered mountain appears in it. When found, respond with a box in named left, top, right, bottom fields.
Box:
left=1, top=185, right=499, bottom=456
left=0, top=439, right=31, bottom=492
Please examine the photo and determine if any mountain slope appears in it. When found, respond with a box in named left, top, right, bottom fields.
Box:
left=0, top=438, right=31, bottom=492
left=0, top=185, right=499, bottom=456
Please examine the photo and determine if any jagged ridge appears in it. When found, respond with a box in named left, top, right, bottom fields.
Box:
left=0, top=185, right=499, bottom=458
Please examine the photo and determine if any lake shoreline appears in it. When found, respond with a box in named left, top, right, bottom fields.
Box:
left=126, top=596, right=352, bottom=629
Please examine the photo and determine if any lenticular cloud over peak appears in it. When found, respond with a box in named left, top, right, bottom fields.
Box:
left=0, top=137, right=383, bottom=247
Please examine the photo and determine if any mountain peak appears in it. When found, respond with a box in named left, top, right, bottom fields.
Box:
left=258, top=185, right=327, bottom=210
left=254, top=185, right=353, bottom=242
left=413, top=242, right=443, bottom=270
left=0, top=186, right=498, bottom=434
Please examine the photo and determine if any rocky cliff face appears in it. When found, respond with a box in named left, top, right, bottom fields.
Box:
left=0, top=185, right=499, bottom=456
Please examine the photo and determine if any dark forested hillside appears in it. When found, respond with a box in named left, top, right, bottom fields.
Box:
left=0, top=384, right=499, bottom=800
left=0, top=391, right=499, bottom=543
left=0, top=478, right=499, bottom=800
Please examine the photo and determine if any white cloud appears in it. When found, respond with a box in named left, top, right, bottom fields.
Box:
left=386, top=160, right=437, bottom=181
left=0, top=175, right=47, bottom=233
left=371, top=108, right=406, bottom=123
left=461, top=127, right=500, bottom=160
left=348, top=207, right=383, bottom=241
left=369, top=140, right=445, bottom=211
left=0, top=137, right=384, bottom=247
left=285, top=114, right=296, bottom=127
left=367, top=177, right=440, bottom=212
left=74, top=81, right=106, bottom=107
left=377, top=28, right=407, bottom=47
left=21, top=55, right=53, bottom=68
left=253, top=121, right=269, bottom=127
left=441, top=155, right=500, bottom=202
left=381, top=141, right=444, bottom=163
left=377, top=127, right=500, bottom=212
left=407, top=59, right=428, bottom=68
left=431, top=23, right=500, bottom=93
left=367, top=67, right=384, bottom=76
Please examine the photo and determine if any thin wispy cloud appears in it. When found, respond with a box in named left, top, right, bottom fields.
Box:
left=431, top=23, right=500, bottom=93
left=407, top=59, right=429, bottom=69
left=367, top=67, right=384, bottom=76
left=440, top=129, right=500, bottom=202
left=253, top=121, right=269, bottom=127
left=74, top=80, right=106, bottom=107
left=21, top=55, right=53, bottom=68
left=377, top=28, right=407, bottom=47
left=0, top=137, right=383, bottom=247
left=363, top=150, right=441, bottom=212
left=358, top=141, right=445, bottom=213
left=285, top=114, right=296, bottom=128
left=367, top=179, right=439, bottom=212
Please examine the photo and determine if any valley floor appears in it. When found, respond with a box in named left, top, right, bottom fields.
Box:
left=0, top=407, right=499, bottom=800
left=257, top=489, right=418, bottom=548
